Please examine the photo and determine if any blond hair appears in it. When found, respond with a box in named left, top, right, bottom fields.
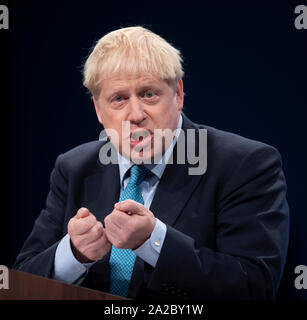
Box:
left=83, top=26, right=184, bottom=98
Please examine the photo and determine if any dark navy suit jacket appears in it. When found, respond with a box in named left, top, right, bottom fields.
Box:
left=14, top=115, right=289, bottom=300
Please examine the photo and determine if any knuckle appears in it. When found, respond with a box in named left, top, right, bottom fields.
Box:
left=67, top=221, right=73, bottom=235
left=72, top=237, right=82, bottom=249
left=104, top=215, right=110, bottom=225
left=68, top=219, right=78, bottom=235
left=88, top=244, right=104, bottom=261
left=88, top=215, right=97, bottom=226
left=126, top=219, right=136, bottom=235
left=104, top=226, right=110, bottom=237
left=93, top=223, right=103, bottom=236
left=76, top=220, right=86, bottom=232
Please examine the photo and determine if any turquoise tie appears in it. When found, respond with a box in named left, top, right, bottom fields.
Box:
left=109, top=165, right=150, bottom=297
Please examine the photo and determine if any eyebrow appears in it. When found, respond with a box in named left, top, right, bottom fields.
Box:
left=106, top=82, right=162, bottom=97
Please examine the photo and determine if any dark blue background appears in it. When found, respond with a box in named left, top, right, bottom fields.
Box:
left=2, top=0, right=306, bottom=299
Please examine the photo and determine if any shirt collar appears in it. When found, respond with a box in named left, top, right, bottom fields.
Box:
left=117, top=114, right=183, bottom=185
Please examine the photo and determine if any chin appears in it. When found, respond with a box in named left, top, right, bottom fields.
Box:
left=130, top=149, right=154, bottom=165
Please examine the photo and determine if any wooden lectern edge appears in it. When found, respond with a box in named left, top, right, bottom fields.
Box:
left=0, top=268, right=130, bottom=300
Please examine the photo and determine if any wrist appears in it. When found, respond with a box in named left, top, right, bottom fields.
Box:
left=70, top=239, right=95, bottom=264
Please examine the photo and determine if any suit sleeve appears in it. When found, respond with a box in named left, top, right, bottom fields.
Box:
left=13, top=154, right=67, bottom=278
left=146, top=145, right=289, bottom=300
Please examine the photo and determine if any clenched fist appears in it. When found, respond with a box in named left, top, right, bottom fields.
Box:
left=104, top=199, right=156, bottom=250
left=68, top=207, right=111, bottom=263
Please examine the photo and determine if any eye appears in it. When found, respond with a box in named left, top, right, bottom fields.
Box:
left=114, top=96, right=123, bottom=102
left=144, top=91, right=155, bottom=98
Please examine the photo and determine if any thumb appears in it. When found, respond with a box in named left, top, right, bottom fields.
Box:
left=114, top=200, right=145, bottom=216
left=76, top=207, right=90, bottom=219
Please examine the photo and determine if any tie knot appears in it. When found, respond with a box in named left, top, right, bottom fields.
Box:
left=129, top=165, right=150, bottom=186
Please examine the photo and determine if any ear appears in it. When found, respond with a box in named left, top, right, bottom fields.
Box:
left=93, top=96, right=103, bottom=124
left=176, top=79, right=184, bottom=111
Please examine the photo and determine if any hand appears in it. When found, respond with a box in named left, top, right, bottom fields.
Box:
left=67, top=207, right=111, bottom=262
left=104, top=199, right=156, bottom=250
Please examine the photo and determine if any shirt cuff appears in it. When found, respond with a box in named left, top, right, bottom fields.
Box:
left=53, top=233, right=95, bottom=284
left=133, top=218, right=167, bottom=267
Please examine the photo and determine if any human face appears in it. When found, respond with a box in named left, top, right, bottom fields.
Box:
left=93, top=73, right=184, bottom=163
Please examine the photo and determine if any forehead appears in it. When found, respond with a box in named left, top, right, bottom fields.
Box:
left=100, top=72, right=168, bottom=91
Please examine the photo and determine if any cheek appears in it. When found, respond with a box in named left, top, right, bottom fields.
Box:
left=102, top=113, right=134, bottom=153
left=100, top=108, right=123, bottom=129
left=157, top=99, right=180, bottom=128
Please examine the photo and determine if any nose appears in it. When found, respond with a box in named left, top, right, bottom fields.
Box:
left=127, top=95, right=146, bottom=124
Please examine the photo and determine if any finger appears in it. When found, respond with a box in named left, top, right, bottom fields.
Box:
left=84, top=235, right=112, bottom=260
left=105, top=209, right=129, bottom=229
left=90, top=229, right=111, bottom=248
left=104, top=227, right=118, bottom=246
left=76, top=207, right=90, bottom=219
left=102, top=229, right=110, bottom=243
left=104, top=217, right=122, bottom=243
left=114, top=199, right=146, bottom=216
left=74, top=214, right=97, bottom=235
left=85, top=222, right=104, bottom=244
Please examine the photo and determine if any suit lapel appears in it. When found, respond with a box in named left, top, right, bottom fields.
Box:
left=150, top=164, right=203, bottom=226
left=150, top=114, right=204, bottom=226
left=82, top=159, right=120, bottom=222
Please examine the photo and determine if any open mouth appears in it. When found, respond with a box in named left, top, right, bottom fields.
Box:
left=130, top=129, right=153, bottom=147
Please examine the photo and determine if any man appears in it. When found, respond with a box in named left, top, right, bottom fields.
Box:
left=14, top=26, right=289, bottom=300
